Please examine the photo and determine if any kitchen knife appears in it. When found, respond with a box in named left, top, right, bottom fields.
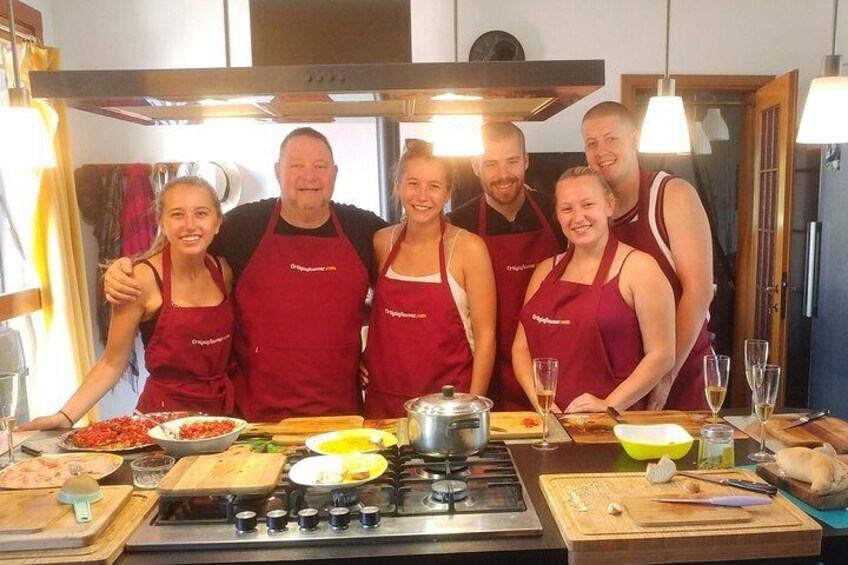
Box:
left=651, top=495, right=773, bottom=507
left=780, top=409, right=829, bottom=430
left=676, top=471, right=778, bottom=495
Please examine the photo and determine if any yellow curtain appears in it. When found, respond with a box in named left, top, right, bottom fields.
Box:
left=22, top=44, right=97, bottom=425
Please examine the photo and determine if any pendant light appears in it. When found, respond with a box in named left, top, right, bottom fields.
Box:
left=797, top=0, right=848, bottom=144
left=639, top=0, right=691, bottom=154
left=691, top=120, right=712, bottom=155
left=431, top=0, right=483, bottom=157
left=0, top=0, right=56, bottom=168
left=701, top=107, right=730, bottom=141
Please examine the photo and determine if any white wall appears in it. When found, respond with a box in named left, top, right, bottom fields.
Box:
left=28, top=0, right=848, bottom=418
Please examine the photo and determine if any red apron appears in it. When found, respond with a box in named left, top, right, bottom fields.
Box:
left=478, top=191, right=562, bottom=410
left=519, top=235, right=646, bottom=410
left=233, top=201, right=369, bottom=421
left=611, top=170, right=711, bottom=410
left=364, top=220, right=474, bottom=418
left=137, top=247, right=235, bottom=416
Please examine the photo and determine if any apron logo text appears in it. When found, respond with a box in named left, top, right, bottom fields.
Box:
left=192, top=334, right=231, bottom=346
left=506, top=264, right=536, bottom=272
left=290, top=263, right=338, bottom=272
left=531, top=314, right=572, bottom=326
left=385, top=308, right=428, bottom=320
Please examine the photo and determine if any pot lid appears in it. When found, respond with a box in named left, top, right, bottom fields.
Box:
left=405, top=385, right=493, bottom=417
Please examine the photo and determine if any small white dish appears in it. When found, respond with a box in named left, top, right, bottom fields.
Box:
left=288, top=453, right=388, bottom=490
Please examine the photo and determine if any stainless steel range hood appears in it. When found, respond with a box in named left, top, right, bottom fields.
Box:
left=29, top=60, right=604, bottom=125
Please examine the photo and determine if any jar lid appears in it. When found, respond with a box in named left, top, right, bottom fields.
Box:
left=404, top=385, right=493, bottom=416
left=700, top=423, right=733, bottom=440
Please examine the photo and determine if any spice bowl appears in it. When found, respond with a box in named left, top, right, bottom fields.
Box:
left=131, top=455, right=175, bottom=489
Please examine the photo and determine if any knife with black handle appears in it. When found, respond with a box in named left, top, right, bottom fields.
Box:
left=676, top=471, right=778, bottom=495
left=780, top=409, right=829, bottom=430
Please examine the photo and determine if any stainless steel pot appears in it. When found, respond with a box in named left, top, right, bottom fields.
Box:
left=404, top=385, right=493, bottom=458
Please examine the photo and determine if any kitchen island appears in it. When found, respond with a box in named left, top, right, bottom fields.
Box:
left=108, top=415, right=847, bottom=565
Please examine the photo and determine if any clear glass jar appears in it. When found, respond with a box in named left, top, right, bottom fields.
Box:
left=698, top=423, right=734, bottom=469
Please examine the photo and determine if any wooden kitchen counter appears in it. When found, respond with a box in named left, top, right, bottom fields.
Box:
left=112, top=411, right=845, bottom=565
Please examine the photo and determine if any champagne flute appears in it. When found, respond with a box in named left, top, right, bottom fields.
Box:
left=703, top=354, right=730, bottom=424
left=0, top=372, right=20, bottom=469
left=749, top=364, right=781, bottom=463
left=744, top=339, right=769, bottom=418
left=532, top=357, right=558, bottom=451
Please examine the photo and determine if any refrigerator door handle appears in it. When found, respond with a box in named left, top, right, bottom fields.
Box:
left=803, top=221, right=822, bottom=318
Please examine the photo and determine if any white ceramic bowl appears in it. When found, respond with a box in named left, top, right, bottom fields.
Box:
left=613, top=423, right=694, bottom=460
left=147, top=416, right=246, bottom=458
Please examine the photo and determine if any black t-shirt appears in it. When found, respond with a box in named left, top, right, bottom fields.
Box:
left=448, top=189, right=568, bottom=249
left=210, top=198, right=388, bottom=282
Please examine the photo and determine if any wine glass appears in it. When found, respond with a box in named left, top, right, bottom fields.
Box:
left=532, top=358, right=558, bottom=451
left=0, top=372, right=19, bottom=469
left=703, top=354, right=730, bottom=424
left=744, top=339, right=769, bottom=418
left=749, top=364, right=781, bottom=463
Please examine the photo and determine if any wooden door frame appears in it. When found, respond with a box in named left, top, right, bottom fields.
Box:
left=621, top=74, right=775, bottom=408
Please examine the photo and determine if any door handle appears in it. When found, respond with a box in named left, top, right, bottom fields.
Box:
left=803, top=221, right=822, bottom=318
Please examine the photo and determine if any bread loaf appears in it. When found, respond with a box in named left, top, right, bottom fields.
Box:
left=775, top=446, right=848, bottom=495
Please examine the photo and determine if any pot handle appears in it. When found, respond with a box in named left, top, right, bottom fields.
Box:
left=446, top=418, right=480, bottom=437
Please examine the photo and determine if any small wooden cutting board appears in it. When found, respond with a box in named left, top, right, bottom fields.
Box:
left=490, top=412, right=544, bottom=439
left=756, top=455, right=848, bottom=510
left=623, top=495, right=751, bottom=526
left=245, top=415, right=365, bottom=439
left=764, top=416, right=848, bottom=453
left=557, top=410, right=744, bottom=444
left=0, top=489, right=71, bottom=533
left=157, top=445, right=285, bottom=497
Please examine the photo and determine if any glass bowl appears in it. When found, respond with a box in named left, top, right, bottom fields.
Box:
left=130, top=455, right=175, bottom=489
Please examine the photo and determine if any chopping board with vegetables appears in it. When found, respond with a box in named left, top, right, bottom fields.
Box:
left=539, top=471, right=820, bottom=565
left=156, top=445, right=285, bottom=497
left=0, top=490, right=157, bottom=565
left=490, top=412, right=544, bottom=439
left=0, top=485, right=133, bottom=553
left=757, top=455, right=848, bottom=510
left=557, top=411, right=744, bottom=444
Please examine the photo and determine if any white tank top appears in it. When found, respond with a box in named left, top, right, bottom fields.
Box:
left=385, top=227, right=474, bottom=352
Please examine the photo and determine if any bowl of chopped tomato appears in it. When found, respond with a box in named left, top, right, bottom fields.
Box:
left=148, top=416, right=247, bottom=458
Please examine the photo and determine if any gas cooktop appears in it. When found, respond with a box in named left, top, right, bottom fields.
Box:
left=126, top=442, right=543, bottom=551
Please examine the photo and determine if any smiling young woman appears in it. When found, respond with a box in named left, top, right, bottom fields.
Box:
left=512, top=166, right=676, bottom=415
left=361, top=142, right=497, bottom=418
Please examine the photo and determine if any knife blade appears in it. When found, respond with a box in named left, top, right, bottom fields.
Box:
left=651, top=495, right=773, bottom=507
left=780, top=409, right=829, bottom=430
left=676, top=471, right=778, bottom=495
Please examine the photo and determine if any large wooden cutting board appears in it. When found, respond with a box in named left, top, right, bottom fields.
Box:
left=557, top=410, right=744, bottom=444
left=0, top=490, right=71, bottom=533
left=764, top=416, right=848, bottom=453
left=539, top=470, right=821, bottom=565
left=0, top=490, right=157, bottom=565
left=0, top=486, right=133, bottom=553
left=490, top=412, right=544, bottom=439
left=157, top=444, right=285, bottom=496
left=757, top=455, right=848, bottom=510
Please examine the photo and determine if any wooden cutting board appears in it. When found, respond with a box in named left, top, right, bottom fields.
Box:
left=757, top=455, right=848, bottom=510
left=157, top=444, right=285, bottom=496
left=764, top=416, right=848, bottom=453
left=622, top=495, right=751, bottom=526
left=0, top=490, right=71, bottom=533
left=539, top=470, right=821, bottom=565
left=0, top=486, right=133, bottom=553
left=557, top=410, right=745, bottom=444
left=490, top=412, right=544, bottom=439
left=244, top=415, right=365, bottom=439
left=0, top=490, right=157, bottom=565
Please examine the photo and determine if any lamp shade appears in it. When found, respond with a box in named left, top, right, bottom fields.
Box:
left=702, top=107, right=730, bottom=141
left=431, top=114, right=484, bottom=157
left=639, top=95, right=691, bottom=154
left=0, top=106, right=57, bottom=168
left=796, top=76, right=848, bottom=144
left=692, top=121, right=713, bottom=155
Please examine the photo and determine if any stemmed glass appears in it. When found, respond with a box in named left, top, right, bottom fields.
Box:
left=703, top=354, right=730, bottom=424
left=744, top=339, right=769, bottom=418
left=0, top=373, right=19, bottom=469
left=532, top=357, right=558, bottom=451
left=749, top=364, right=781, bottom=462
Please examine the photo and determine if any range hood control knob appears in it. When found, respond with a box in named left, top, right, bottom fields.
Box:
left=304, top=74, right=313, bottom=83
left=338, top=72, right=346, bottom=83
left=359, top=505, right=381, bottom=529
left=265, top=509, right=288, bottom=533
left=234, top=511, right=257, bottom=534
left=328, top=507, right=350, bottom=530
left=327, top=73, right=335, bottom=82
left=297, top=508, right=320, bottom=532
left=316, top=74, right=325, bottom=83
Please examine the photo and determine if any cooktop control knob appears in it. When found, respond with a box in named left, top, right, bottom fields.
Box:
left=265, top=509, right=288, bottom=533
left=359, top=505, right=381, bottom=529
left=297, top=508, right=320, bottom=532
left=234, top=511, right=257, bottom=534
left=328, top=507, right=351, bottom=530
